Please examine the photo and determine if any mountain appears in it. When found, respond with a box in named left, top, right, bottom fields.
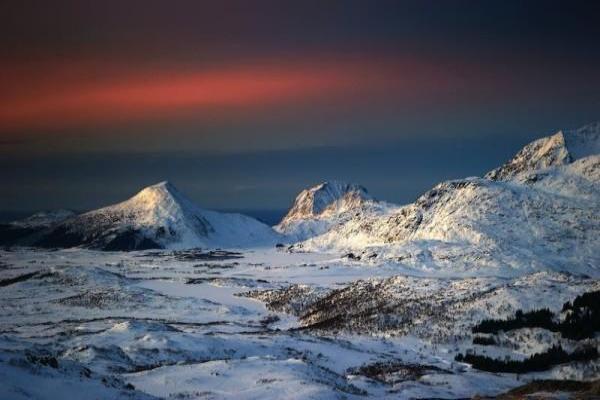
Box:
left=486, top=121, right=600, bottom=181
left=298, top=123, right=600, bottom=276
left=0, top=209, right=76, bottom=246
left=9, top=209, right=76, bottom=229
left=6, top=182, right=280, bottom=251
left=274, top=181, right=385, bottom=241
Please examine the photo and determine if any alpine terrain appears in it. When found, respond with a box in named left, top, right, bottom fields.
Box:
left=1, top=181, right=279, bottom=250
left=1, top=122, right=599, bottom=400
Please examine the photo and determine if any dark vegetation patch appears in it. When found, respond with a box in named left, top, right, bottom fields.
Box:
left=561, top=290, right=600, bottom=340
left=342, top=252, right=377, bottom=261
left=0, top=271, right=53, bottom=287
left=473, top=291, right=600, bottom=340
left=192, top=263, right=236, bottom=270
left=460, top=291, right=600, bottom=373
left=473, top=308, right=555, bottom=334
left=347, top=361, right=448, bottom=385
left=472, top=335, right=496, bottom=346
left=25, top=351, right=59, bottom=369
left=172, top=249, right=243, bottom=261
left=239, top=284, right=326, bottom=315
left=296, top=280, right=429, bottom=333
left=343, top=252, right=361, bottom=261
left=141, top=249, right=243, bottom=261
left=186, top=277, right=264, bottom=288
left=495, top=379, right=600, bottom=399
left=55, top=290, right=133, bottom=308
left=455, top=345, right=598, bottom=373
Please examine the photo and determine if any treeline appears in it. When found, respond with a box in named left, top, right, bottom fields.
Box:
left=472, top=290, right=600, bottom=340
left=561, top=290, right=600, bottom=340
left=455, top=345, right=598, bottom=373
left=472, top=336, right=496, bottom=346
left=473, top=308, right=554, bottom=334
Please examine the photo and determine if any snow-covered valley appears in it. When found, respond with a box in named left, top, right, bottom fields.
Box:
left=1, top=123, right=599, bottom=399
left=2, top=248, right=598, bottom=399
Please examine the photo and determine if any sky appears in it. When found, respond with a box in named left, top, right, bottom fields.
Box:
left=1, top=0, right=599, bottom=216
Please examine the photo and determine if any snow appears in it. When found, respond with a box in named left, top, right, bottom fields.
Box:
left=1, top=122, right=599, bottom=399
left=89, top=181, right=281, bottom=248
left=291, top=124, right=600, bottom=278
left=274, top=181, right=384, bottom=241
left=2, top=247, right=597, bottom=399
left=28, top=181, right=281, bottom=250
left=486, top=121, right=600, bottom=181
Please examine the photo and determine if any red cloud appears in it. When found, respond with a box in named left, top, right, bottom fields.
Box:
left=0, top=59, right=394, bottom=131
left=0, top=55, right=506, bottom=132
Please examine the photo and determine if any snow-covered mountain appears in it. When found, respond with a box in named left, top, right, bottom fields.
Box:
left=25, top=181, right=280, bottom=250
left=298, top=123, right=600, bottom=275
left=2, top=122, right=598, bottom=263
left=9, top=209, right=76, bottom=229
left=486, top=121, right=600, bottom=181
left=274, top=181, right=386, bottom=241
left=0, top=209, right=77, bottom=247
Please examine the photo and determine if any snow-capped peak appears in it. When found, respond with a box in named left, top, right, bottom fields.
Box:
left=280, top=181, right=373, bottom=222
left=128, top=180, right=194, bottom=213
left=30, top=181, right=280, bottom=250
left=486, top=122, right=600, bottom=181
left=135, top=180, right=178, bottom=199
left=296, top=122, right=599, bottom=276
left=116, top=180, right=200, bottom=228
left=274, top=181, right=380, bottom=241
left=90, top=180, right=215, bottom=246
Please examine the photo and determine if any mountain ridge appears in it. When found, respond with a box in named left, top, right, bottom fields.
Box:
left=295, top=123, right=599, bottom=275
left=1, top=122, right=598, bottom=266
left=486, top=122, right=600, bottom=181
left=2, top=181, right=280, bottom=250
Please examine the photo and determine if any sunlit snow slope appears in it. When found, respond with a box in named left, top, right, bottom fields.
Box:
left=274, top=181, right=387, bottom=241
left=293, top=123, right=600, bottom=275
left=30, top=181, right=280, bottom=250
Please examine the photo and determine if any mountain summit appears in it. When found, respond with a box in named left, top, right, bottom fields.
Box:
left=300, top=123, right=599, bottom=275
left=275, top=181, right=382, bottom=241
left=486, top=122, right=600, bottom=181
left=23, top=181, right=279, bottom=250
left=280, top=181, right=372, bottom=221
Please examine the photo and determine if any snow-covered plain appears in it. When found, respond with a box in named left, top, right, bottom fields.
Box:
left=1, top=123, right=599, bottom=399
left=1, top=247, right=598, bottom=399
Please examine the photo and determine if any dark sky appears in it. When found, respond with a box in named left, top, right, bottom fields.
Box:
left=1, top=0, right=599, bottom=213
